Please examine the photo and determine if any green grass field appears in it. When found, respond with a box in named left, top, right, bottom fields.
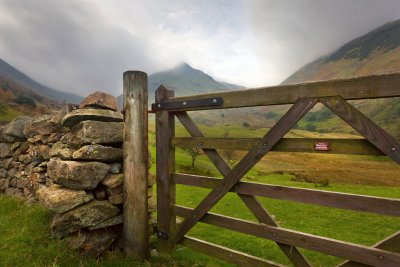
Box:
left=0, top=122, right=399, bottom=266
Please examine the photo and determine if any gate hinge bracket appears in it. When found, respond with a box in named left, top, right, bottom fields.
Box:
left=152, top=97, right=223, bottom=111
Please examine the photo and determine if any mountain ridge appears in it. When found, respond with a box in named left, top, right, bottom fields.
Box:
left=282, top=19, right=400, bottom=137
left=118, top=63, right=245, bottom=108
left=0, top=58, right=82, bottom=103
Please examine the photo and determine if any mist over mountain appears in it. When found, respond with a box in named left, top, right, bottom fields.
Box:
left=282, top=19, right=400, bottom=137
left=284, top=19, right=400, bottom=83
left=118, top=63, right=245, bottom=108
left=0, top=58, right=82, bottom=104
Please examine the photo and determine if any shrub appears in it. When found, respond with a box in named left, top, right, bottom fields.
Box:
left=14, top=95, right=36, bottom=107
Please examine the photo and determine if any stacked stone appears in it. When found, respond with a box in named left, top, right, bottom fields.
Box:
left=0, top=91, right=156, bottom=257
left=0, top=116, right=33, bottom=197
left=35, top=92, right=125, bottom=257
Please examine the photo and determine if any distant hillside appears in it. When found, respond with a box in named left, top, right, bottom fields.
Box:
left=0, top=75, right=61, bottom=122
left=118, top=63, right=244, bottom=107
left=283, top=19, right=400, bottom=137
left=0, top=58, right=82, bottom=104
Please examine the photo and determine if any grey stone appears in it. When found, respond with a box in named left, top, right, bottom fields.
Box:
left=88, top=215, right=123, bottom=230
left=23, top=115, right=60, bottom=138
left=8, top=169, right=17, bottom=179
left=0, top=143, right=12, bottom=159
left=14, top=141, right=29, bottom=155
left=36, top=185, right=94, bottom=213
left=16, top=178, right=30, bottom=189
left=3, top=116, right=32, bottom=139
left=66, top=229, right=117, bottom=257
left=108, top=194, right=123, bottom=205
left=61, top=121, right=123, bottom=147
left=109, top=163, right=122, bottom=174
left=18, top=154, right=31, bottom=164
left=3, top=158, right=12, bottom=169
left=51, top=200, right=120, bottom=238
left=33, top=166, right=46, bottom=173
left=0, top=168, right=8, bottom=178
left=0, top=126, right=17, bottom=143
left=48, top=158, right=110, bottom=190
left=10, top=142, right=21, bottom=151
left=79, top=91, right=118, bottom=111
left=62, top=108, right=123, bottom=127
left=0, top=178, right=10, bottom=190
left=101, top=173, right=123, bottom=189
left=49, top=142, right=75, bottom=160
left=72, top=144, right=123, bottom=162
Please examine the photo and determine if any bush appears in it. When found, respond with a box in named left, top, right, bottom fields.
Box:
left=305, top=123, right=316, bottom=132
left=14, top=95, right=36, bottom=107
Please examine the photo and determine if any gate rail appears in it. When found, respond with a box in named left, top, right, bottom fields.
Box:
left=154, top=72, right=400, bottom=267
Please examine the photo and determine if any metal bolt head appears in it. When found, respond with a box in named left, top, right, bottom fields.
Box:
left=392, top=147, right=397, bottom=151
left=183, top=101, right=187, bottom=106
left=212, top=98, right=217, bottom=103
left=157, top=104, right=161, bottom=108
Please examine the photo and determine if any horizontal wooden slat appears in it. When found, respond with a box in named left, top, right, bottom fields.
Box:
left=173, top=173, right=400, bottom=217
left=160, top=72, right=400, bottom=110
left=171, top=137, right=391, bottom=155
left=175, top=205, right=400, bottom=267
left=338, top=231, right=400, bottom=267
left=180, top=236, right=284, bottom=267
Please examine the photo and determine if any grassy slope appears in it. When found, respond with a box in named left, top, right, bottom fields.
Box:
left=0, top=122, right=399, bottom=266
left=150, top=122, right=400, bottom=266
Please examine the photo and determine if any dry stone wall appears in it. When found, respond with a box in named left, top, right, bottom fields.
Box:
left=0, top=91, right=155, bottom=257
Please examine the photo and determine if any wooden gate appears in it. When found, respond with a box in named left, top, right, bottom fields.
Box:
left=153, top=73, right=400, bottom=266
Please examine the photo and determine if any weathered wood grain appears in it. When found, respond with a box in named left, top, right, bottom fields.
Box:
left=176, top=112, right=310, bottom=266
left=173, top=173, right=400, bottom=217
left=338, top=231, right=400, bottom=267
left=180, top=236, right=285, bottom=267
left=172, top=98, right=317, bottom=244
left=321, top=96, right=400, bottom=164
left=159, top=72, right=400, bottom=110
left=171, top=137, right=392, bottom=155
left=175, top=205, right=400, bottom=267
left=156, top=85, right=176, bottom=252
left=122, top=71, right=149, bottom=259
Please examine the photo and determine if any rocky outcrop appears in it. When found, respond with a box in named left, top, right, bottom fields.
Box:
left=67, top=229, right=117, bottom=257
left=3, top=116, right=32, bottom=139
left=47, top=158, right=110, bottom=190
left=23, top=114, right=62, bottom=138
left=79, top=91, right=118, bottom=111
left=72, top=144, right=123, bottom=162
left=61, top=121, right=123, bottom=147
left=51, top=200, right=120, bottom=238
left=101, top=173, right=123, bottom=189
left=61, top=109, right=123, bottom=127
left=36, top=185, right=94, bottom=213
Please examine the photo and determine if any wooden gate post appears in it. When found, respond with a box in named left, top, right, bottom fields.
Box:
left=155, top=86, right=176, bottom=252
left=123, top=71, right=149, bottom=259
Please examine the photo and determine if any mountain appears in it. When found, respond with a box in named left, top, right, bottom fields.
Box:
left=282, top=19, right=400, bottom=137
left=0, top=74, right=61, bottom=123
left=0, top=58, right=82, bottom=104
left=118, top=63, right=245, bottom=108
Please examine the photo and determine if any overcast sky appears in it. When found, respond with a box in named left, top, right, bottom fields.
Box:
left=0, top=0, right=399, bottom=97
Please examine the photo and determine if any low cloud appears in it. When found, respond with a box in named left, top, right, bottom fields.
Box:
left=0, top=0, right=399, bottom=96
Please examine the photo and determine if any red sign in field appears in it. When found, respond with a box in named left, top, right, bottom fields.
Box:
left=314, top=142, right=330, bottom=151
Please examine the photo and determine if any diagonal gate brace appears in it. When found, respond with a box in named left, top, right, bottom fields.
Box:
left=172, top=97, right=318, bottom=247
